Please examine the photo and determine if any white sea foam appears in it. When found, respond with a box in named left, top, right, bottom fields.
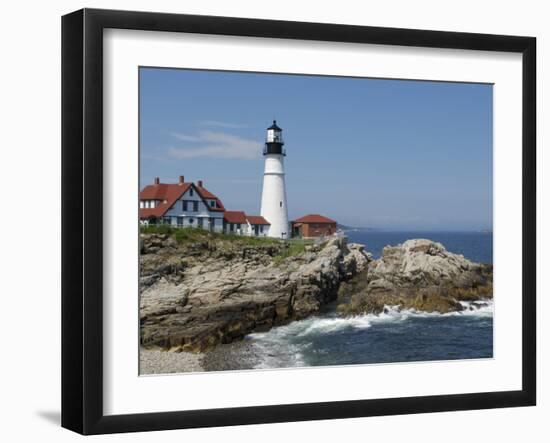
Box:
left=457, top=300, right=494, bottom=317
left=248, top=335, right=308, bottom=369
left=247, top=300, right=494, bottom=368
left=248, top=314, right=373, bottom=344
left=379, top=300, right=494, bottom=320
left=250, top=300, right=493, bottom=341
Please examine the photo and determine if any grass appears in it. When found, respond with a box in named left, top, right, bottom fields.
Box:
left=140, top=224, right=224, bottom=245
left=140, top=224, right=177, bottom=235
left=141, top=224, right=286, bottom=246
left=272, top=240, right=313, bottom=264
left=140, top=224, right=315, bottom=263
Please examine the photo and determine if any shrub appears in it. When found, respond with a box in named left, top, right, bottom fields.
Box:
left=140, top=224, right=175, bottom=235
left=272, top=240, right=310, bottom=264
left=140, top=225, right=297, bottom=249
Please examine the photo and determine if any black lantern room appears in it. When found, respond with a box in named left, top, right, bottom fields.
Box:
left=264, top=120, right=285, bottom=155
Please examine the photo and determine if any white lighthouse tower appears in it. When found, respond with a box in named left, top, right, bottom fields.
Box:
left=260, top=120, right=289, bottom=239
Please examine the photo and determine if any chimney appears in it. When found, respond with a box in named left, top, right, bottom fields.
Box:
left=154, top=177, right=160, bottom=185
left=179, top=175, right=185, bottom=185
left=198, top=180, right=203, bottom=187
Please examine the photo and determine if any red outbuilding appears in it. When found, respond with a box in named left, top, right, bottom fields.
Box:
left=291, top=214, right=337, bottom=238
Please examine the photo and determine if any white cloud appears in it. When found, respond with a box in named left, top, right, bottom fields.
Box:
left=167, top=131, right=262, bottom=160
left=170, top=132, right=202, bottom=142
left=200, top=120, right=248, bottom=129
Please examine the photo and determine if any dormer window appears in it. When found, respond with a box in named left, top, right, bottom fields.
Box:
left=210, top=200, right=215, bottom=207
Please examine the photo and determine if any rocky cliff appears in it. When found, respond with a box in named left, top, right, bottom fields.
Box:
left=140, top=233, right=492, bottom=353
left=337, top=239, right=492, bottom=315
left=140, top=231, right=370, bottom=352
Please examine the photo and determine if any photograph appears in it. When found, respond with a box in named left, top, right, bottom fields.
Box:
left=138, top=68, right=494, bottom=374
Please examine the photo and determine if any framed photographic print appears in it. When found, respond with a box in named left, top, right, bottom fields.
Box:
left=61, top=8, right=536, bottom=435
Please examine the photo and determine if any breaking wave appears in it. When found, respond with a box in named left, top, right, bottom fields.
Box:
left=250, top=300, right=493, bottom=340
left=246, top=300, right=493, bottom=369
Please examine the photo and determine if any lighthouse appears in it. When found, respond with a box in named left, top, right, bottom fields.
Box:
left=260, top=120, right=289, bottom=239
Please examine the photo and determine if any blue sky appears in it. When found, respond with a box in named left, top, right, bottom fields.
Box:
left=140, top=68, right=493, bottom=231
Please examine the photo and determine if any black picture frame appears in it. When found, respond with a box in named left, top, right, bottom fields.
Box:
left=61, top=8, right=536, bottom=435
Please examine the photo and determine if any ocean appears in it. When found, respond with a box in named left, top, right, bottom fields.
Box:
left=235, top=231, right=494, bottom=370
left=345, top=230, right=493, bottom=264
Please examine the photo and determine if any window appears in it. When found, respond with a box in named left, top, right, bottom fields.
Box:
left=190, top=188, right=194, bottom=196
left=189, top=218, right=194, bottom=224
left=260, top=226, right=263, bottom=233
left=230, top=223, right=234, bottom=232
left=210, top=200, right=215, bottom=207
left=193, top=201, right=198, bottom=212
left=177, top=216, right=184, bottom=226
left=182, top=201, right=188, bottom=211
left=280, top=201, right=283, bottom=208
left=140, top=201, right=144, bottom=208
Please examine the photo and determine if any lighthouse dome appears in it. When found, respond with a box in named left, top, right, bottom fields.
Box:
left=267, top=120, right=282, bottom=131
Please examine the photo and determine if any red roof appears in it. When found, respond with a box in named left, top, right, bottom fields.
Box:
left=196, top=185, right=225, bottom=212
left=293, top=214, right=336, bottom=224
left=223, top=211, right=247, bottom=224
left=246, top=215, right=271, bottom=225
left=196, top=186, right=216, bottom=199
left=139, top=180, right=224, bottom=219
left=139, top=183, right=191, bottom=218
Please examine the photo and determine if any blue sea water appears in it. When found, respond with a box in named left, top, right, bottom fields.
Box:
left=345, top=230, right=493, bottom=264
left=243, top=231, right=494, bottom=369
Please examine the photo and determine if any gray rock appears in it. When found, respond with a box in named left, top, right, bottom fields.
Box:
left=140, top=234, right=371, bottom=352
left=367, top=239, right=485, bottom=291
left=337, top=239, right=492, bottom=316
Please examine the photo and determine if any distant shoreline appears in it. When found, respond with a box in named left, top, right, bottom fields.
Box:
left=339, top=227, right=493, bottom=234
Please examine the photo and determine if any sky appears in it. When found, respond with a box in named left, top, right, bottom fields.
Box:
left=140, top=68, right=493, bottom=231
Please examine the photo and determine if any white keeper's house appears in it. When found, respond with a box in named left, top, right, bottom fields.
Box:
left=139, top=176, right=270, bottom=236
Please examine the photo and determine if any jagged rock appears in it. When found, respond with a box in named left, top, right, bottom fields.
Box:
left=140, top=234, right=492, bottom=351
left=337, top=239, right=492, bottom=316
left=341, top=243, right=370, bottom=277
left=368, top=239, right=489, bottom=290
left=140, top=234, right=371, bottom=352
